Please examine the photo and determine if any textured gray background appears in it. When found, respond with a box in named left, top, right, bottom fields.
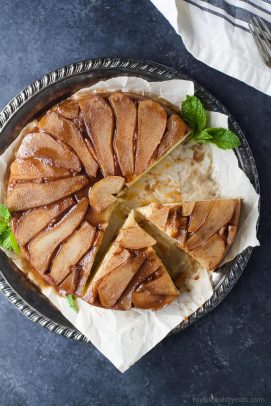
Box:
left=0, top=1, right=270, bottom=405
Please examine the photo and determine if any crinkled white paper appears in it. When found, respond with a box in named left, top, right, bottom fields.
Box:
left=0, top=77, right=259, bottom=372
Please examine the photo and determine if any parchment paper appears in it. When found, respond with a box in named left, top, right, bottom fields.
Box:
left=0, top=77, right=259, bottom=372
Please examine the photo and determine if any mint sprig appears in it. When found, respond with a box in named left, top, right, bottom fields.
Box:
left=0, top=205, right=20, bottom=255
left=181, top=96, right=241, bottom=150
left=66, top=294, right=78, bottom=312
left=182, top=95, right=207, bottom=136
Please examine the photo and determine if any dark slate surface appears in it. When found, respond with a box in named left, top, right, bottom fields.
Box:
left=0, top=1, right=270, bottom=405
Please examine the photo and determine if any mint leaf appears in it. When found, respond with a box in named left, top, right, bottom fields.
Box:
left=66, top=294, right=78, bottom=312
left=200, top=128, right=241, bottom=149
left=9, top=231, right=20, bottom=255
left=0, top=220, right=7, bottom=235
left=0, top=205, right=11, bottom=223
left=182, top=95, right=207, bottom=137
left=0, top=205, right=20, bottom=255
left=193, top=129, right=213, bottom=142
left=1, top=227, right=13, bottom=250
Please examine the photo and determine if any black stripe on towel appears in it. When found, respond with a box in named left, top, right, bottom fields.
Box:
left=183, top=0, right=250, bottom=32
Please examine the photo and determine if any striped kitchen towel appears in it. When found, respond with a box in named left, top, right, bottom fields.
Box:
left=150, top=0, right=271, bottom=96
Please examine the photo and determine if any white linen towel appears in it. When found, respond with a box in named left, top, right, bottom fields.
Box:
left=150, top=0, right=271, bottom=96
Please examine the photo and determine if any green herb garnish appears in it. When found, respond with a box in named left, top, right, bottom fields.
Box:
left=182, top=95, right=241, bottom=150
left=0, top=205, right=20, bottom=255
left=66, top=294, right=78, bottom=312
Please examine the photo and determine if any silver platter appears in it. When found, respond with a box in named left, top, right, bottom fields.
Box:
left=0, top=58, right=260, bottom=341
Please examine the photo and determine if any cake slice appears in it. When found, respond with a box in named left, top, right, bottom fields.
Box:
left=138, top=199, right=241, bottom=271
left=84, top=211, right=179, bottom=310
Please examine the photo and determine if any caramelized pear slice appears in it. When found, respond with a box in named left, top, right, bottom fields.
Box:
left=132, top=268, right=178, bottom=310
left=137, top=203, right=170, bottom=230
left=157, top=114, right=188, bottom=158
left=181, top=201, right=195, bottom=216
left=139, top=269, right=178, bottom=296
left=75, top=247, right=97, bottom=296
left=9, top=158, right=71, bottom=181
left=185, top=200, right=236, bottom=250
left=110, top=93, right=136, bottom=176
left=57, top=99, right=80, bottom=120
left=188, top=200, right=214, bottom=233
left=119, top=227, right=156, bottom=250
left=85, top=247, right=131, bottom=304
left=97, top=253, right=146, bottom=308
left=16, top=132, right=81, bottom=172
left=131, top=290, right=176, bottom=310
left=190, top=233, right=226, bottom=270
left=89, top=176, right=125, bottom=213
left=59, top=267, right=80, bottom=295
left=117, top=256, right=161, bottom=310
left=79, top=95, right=115, bottom=176
left=38, top=112, right=98, bottom=177
left=7, top=176, right=88, bottom=211
left=14, top=198, right=74, bottom=246
left=135, top=99, right=167, bottom=175
left=28, top=198, right=89, bottom=273
left=50, top=221, right=96, bottom=285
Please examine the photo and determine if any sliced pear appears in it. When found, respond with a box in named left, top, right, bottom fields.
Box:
left=50, top=221, right=96, bottom=285
left=59, top=267, right=80, bottom=294
left=181, top=201, right=195, bottom=216
left=89, top=176, right=125, bottom=213
left=117, top=255, right=161, bottom=310
left=16, top=132, right=81, bottom=172
left=9, top=158, right=71, bottom=181
left=38, top=112, right=98, bottom=177
left=79, top=95, right=115, bottom=176
left=190, top=233, right=226, bottom=270
left=139, top=269, right=178, bottom=296
left=57, top=99, right=79, bottom=120
left=188, top=200, right=214, bottom=233
left=135, top=99, right=167, bottom=175
left=14, top=197, right=74, bottom=246
left=75, top=247, right=97, bottom=296
left=157, top=114, right=188, bottom=158
left=110, top=93, right=136, bottom=176
left=7, top=176, right=88, bottom=211
left=119, top=227, right=156, bottom=250
left=84, top=247, right=131, bottom=304
left=185, top=200, right=236, bottom=250
left=138, top=203, right=170, bottom=230
left=28, top=198, right=89, bottom=273
left=132, top=267, right=178, bottom=309
left=131, top=290, right=176, bottom=310
left=97, top=253, right=146, bottom=308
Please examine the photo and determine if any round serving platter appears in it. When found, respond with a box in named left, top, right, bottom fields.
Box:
left=0, top=58, right=260, bottom=341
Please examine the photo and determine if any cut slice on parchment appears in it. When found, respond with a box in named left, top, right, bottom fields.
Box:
left=84, top=210, right=179, bottom=310
left=138, top=199, right=241, bottom=271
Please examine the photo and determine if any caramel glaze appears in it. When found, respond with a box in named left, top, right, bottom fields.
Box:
left=6, top=91, right=189, bottom=308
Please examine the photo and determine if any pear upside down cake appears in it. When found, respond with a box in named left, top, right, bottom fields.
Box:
left=6, top=91, right=241, bottom=310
